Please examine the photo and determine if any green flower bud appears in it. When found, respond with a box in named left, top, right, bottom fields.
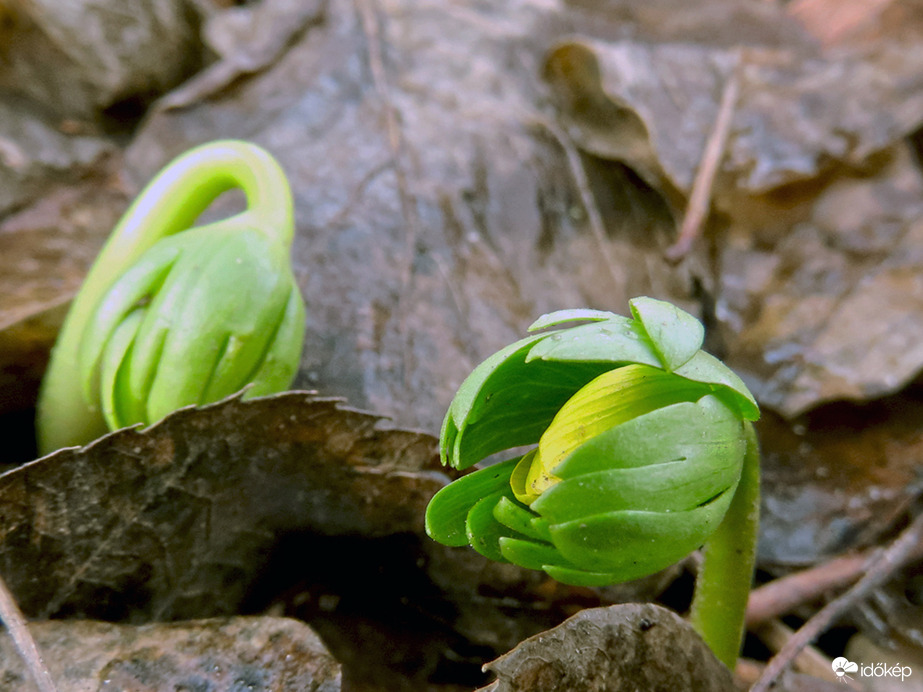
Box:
left=37, top=140, right=305, bottom=453
left=425, top=298, right=759, bottom=588
left=78, top=224, right=304, bottom=430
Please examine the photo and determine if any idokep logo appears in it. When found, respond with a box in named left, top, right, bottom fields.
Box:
left=832, top=657, right=858, bottom=681
left=832, top=656, right=913, bottom=683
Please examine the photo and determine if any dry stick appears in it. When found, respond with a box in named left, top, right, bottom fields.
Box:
left=753, top=619, right=845, bottom=685
left=750, top=511, right=923, bottom=692
left=736, top=655, right=864, bottom=692
left=664, top=65, right=741, bottom=262
left=0, top=572, right=57, bottom=692
left=746, top=539, right=923, bottom=626
left=747, top=552, right=868, bottom=626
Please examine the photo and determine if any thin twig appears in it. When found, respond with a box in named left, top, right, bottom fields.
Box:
left=753, top=619, right=853, bottom=686
left=0, top=572, right=57, bottom=692
left=746, top=538, right=923, bottom=626
left=751, top=511, right=923, bottom=692
left=532, top=115, right=625, bottom=299
left=664, top=62, right=741, bottom=262
left=747, top=553, right=867, bottom=626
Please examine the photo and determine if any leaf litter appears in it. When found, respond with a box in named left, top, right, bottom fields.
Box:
left=2, top=0, right=923, bottom=688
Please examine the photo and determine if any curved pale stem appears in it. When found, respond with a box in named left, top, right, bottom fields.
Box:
left=37, top=140, right=294, bottom=455
left=689, top=420, right=761, bottom=669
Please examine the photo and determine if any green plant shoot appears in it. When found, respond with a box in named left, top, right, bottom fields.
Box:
left=37, top=140, right=306, bottom=455
left=425, top=297, right=760, bottom=668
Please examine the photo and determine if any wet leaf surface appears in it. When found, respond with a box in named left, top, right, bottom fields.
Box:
left=0, top=616, right=342, bottom=691
left=757, top=389, right=923, bottom=566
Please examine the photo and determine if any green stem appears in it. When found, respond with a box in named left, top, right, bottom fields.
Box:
left=689, top=420, right=760, bottom=669
left=36, top=140, right=294, bottom=455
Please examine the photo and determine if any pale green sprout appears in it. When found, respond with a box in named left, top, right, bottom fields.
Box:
left=37, top=140, right=305, bottom=455
left=425, top=297, right=760, bottom=668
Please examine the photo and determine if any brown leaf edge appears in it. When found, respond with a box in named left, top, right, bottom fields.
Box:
left=0, top=389, right=447, bottom=621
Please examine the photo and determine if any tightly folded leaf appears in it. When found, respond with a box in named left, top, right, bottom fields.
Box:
left=79, top=225, right=304, bottom=430
left=37, top=140, right=306, bottom=453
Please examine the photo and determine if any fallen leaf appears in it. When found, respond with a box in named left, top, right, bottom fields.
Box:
left=0, top=99, right=113, bottom=217
left=0, top=170, right=128, bottom=419
left=478, top=602, right=737, bottom=692
left=0, top=386, right=671, bottom=691
left=157, top=0, right=327, bottom=112
left=0, top=392, right=442, bottom=621
left=789, top=0, right=895, bottom=48
left=722, top=147, right=923, bottom=417
left=0, top=0, right=204, bottom=121
left=0, top=616, right=341, bottom=691
left=420, top=539, right=682, bottom=654
left=757, top=394, right=923, bottom=566
left=544, top=30, right=923, bottom=417
left=562, top=0, right=816, bottom=49
left=544, top=37, right=923, bottom=197
left=122, top=0, right=707, bottom=439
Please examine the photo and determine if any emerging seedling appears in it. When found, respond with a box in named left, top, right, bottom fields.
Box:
left=37, top=140, right=305, bottom=455
left=425, top=297, right=760, bottom=667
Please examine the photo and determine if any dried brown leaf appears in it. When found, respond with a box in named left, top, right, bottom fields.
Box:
left=0, top=616, right=342, bottom=691
left=756, top=390, right=923, bottom=566
left=563, top=0, right=816, bottom=49
left=156, top=0, right=326, bottom=112
left=0, top=392, right=442, bottom=621
left=0, top=0, right=204, bottom=120
left=123, top=0, right=703, bottom=438
left=722, top=147, right=923, bottom=417
left=0, top=165, right=128, bottom=417
left=544, top=31, right=923, bottom=417
left=544, top=38, right=923, bottom=196
left=478, top=603, right=737, bottom=692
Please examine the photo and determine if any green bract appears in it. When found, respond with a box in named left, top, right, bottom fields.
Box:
left=425, top=297, right=759, bottom=588
left=37, top=140, right=305, bottom=454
